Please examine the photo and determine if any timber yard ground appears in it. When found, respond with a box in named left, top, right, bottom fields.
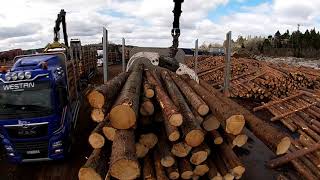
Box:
left=0, top=64, right=299, bottom=180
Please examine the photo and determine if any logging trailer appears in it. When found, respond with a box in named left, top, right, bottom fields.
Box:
left=0, top=10, right=97, bottom=163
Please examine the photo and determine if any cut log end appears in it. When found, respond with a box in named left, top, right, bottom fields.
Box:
left=110, top=159, right=140, bottom=180
left=168, top=172, right=180, bottom=180
left=136, top=143, right=149, bottom=158
left=193, top=164, right=209, bottom=176
left=91, top=109, right=105, bottom=122
left=233, top=134, right=248, bottom=147
left=110, top=105, right=136, bottom=129
left=181, top=171, right=194, bottom=179
left=190, top=151, right=209, bottom=165
left=214, top=137, right=223, bottom=145
left=276, top=137, right=291, bottom=155
left=161, top=156, right=175, bottom=168
left=198, top=104, right=209, bottom=116
left=169, top=113, right=183, bottom=127
left=102, top=126, right=116, bottom=141
left=88, top=133, right=105, bottom=149
left=212, top=176, right=223, bottom=180
left=232, top=166, right=246, bottom=177
left=145, top=89, right=155, bottom=98
left=169, top=131, right=180, bottom=142
left=88, top=91, right=105, bottom=109
left=139, top=133, right=158, bottom=149
left=185, top=130, right=205, bottom=147
left=224, top=174, right=235, bottom=180
left=78, top=168, right=102, bottom=180
left=226, top=115, right=245, bottom=135
left=172, top=142, right=192, bottom=158
left=203, top=117, right=220, bottom=131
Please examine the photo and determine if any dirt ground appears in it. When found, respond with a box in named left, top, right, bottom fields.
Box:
left=0, top=64, right=299, bottom=180
left=0, top=65, right=122, bottom=180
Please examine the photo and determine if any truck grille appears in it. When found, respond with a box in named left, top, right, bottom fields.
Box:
left=14, top=141, right=48, bottom=159
left=5, top=123, right=48, bottom=139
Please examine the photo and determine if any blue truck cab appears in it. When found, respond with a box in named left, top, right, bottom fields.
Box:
left=0, top=52, right=81, bottom=163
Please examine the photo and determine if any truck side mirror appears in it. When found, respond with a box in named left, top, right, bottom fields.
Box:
left=57, top=86, right=68, bottom=107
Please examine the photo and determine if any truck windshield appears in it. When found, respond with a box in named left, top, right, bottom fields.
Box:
left=0, top=81, right=54, bottom=119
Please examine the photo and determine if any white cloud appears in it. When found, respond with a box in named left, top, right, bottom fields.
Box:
left=0, top=0, right=319, bottom=51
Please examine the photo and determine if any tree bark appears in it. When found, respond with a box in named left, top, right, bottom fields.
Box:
left=223, top=131, right=248, bottom=148
left=211, top=151, right=234, bottom=180
left=87, top=71, right=129, bottom=109
left=179, top=158, right=194, bottom=179
left=109, top=64, right=143, bottom=129
left=185, top=78, right=245, bottom=136
left=154, top=150, right=169, bottom=180
left=78, top=148, right=107, bottom=180
left=158, top=133, right=175, bottom=167
left=191, top=107, right=204, bottom=125
left=162, top=70, right=204, bottom=147
left=170, top=72, right=209, bottom=116
left=143, top=154, right=156, bottom=180
left=145, top=70, right=183, bottom=126
left=88, top=120, right=106, bottom=149
left=218, top=143, right=245, bottom=177
left=207, top=159, right=223, bottom=180
left=210, top=130, right=223, bottom=145
left=109, top=129, right=140, bottom=179
left=267, top=143, right=320, bottom=168
left=199, top=79, right=291, bottom=155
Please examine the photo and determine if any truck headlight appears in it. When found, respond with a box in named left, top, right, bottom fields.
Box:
left=8, top=153, right=15, bottom=157
left=25, top=71, right=32, bottom=79
left=54, top=149, right=63, bottom=154
left=18, top=72, right=24, bottom=80
left=52, top=141, right=63, bottom=148
left=5, top=73, right=11, bottom=81
left=11, top=72, right=17, bottom=81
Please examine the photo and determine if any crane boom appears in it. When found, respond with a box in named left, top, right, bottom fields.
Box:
left=170, top=0, right=184, bottom=58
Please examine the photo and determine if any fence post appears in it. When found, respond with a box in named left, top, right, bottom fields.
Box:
left=194, top=39, right=199, bottom=75
left=223, top=31, right=232, bottom=97
left=122, top=38, right=126, bottom=72
left=103, top=27, right=108, bottom=83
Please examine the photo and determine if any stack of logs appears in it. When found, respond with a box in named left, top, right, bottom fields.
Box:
left=185, top=56, right=318, bottom=100
left=254, top=90, right=320, bottom=179
left=79, top=63, right=291, bottom=180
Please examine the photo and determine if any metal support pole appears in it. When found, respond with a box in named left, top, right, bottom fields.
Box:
left=103, top=27, right=108, bottom=83
left=194, top=39, right=198, bottom=75
left=122, top=38, right=126, bottom=72
left=223, top=31, right=232, bottom=97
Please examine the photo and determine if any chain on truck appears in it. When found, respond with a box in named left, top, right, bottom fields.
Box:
left=0, top=9, right=97, bottom=163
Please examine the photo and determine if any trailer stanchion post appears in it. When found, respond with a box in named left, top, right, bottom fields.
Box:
left=195, top=39, right=198, bottom=75
left=122, top=38, right=126, bottom=72
left=223, top=31, right=232, bottom=97
left=103, top=27, right=108, bottom=83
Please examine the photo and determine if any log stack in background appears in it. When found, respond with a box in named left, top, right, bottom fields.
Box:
left=185, top=56, right=318, bottom=100
left=79, top=61, right=292, bottom=180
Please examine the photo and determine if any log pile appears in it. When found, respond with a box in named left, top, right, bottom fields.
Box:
left=186, top=56, right=318, bottom=100
left=79, top=61, right=294, bottom=180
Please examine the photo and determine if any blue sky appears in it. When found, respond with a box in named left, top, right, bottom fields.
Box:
left=0, top=0, right=319, bottom=51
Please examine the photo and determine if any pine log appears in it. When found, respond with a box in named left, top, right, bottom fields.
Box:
left=154, top=150, right=169, bottom=180
left=158, top=133, right=175, bottom=167
left=207, top=159, right=223, bottom=180
left=102, top=121, right=116, bottom=141
left=179, top=158, right=194, bottom=179
left=143, top=78, right=155, bottom=98
left=210, top=130, right=224, bottom=145
left=163, top=114, right=180, bottom=141
left=223, top=131, right=248, bottom=148
left=170, top=72, right=209, bottom=116
left=219, top=143, right=245, bottom=177
left=193, top=163, right=209, bottom=176
left=267, top=143, right=320, bottom=168
left=140, top=97, right=155, bottom=116
left=171, top=142, right=192, bottom=158
left=88, top=121, right=106, bottom=149
left=191, top=107, right=204, bottom=125
left=190, top=143, right=211, bottom=165
left=291, top=159, right=318, bottom=180
left=78, top=148, right=107, bottom=180
left=203, top=114, right=221, bottom=131
left=212, top=151, right=234, bottom=180
left=109, top=129, right=140, bottom=179
left=199, top=79, right=291, bottom=155
left=143, top=154, right=156, bottom=180
left=136, top=142, right=149, bottom=158
left=162, top=70, right=204, bottom=147
left=166, top=161, right=180, bottom=180
left=87, top=72, right=129, bottom=109
left=109, top=65, right=143, bottom=129
left=139, top=133, right=158, bottom=149
left=185, top=78, right=245, bottom=135
left=146, top=70, right=183, bottom=126
left=91, top=108, right=105, bottom=123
